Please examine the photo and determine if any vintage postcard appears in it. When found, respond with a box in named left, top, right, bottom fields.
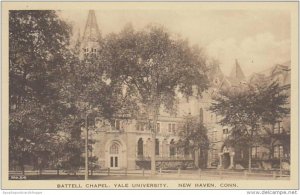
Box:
left=1, top=1, right=299, bottom=190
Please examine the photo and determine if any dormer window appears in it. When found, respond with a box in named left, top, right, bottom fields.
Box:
left=91, top=48, right=97, bottom=55
left=223, top=128, right=228, bottom=134
left=84, top=48, right=89, bottom=56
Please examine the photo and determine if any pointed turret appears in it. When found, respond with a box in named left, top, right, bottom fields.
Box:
left=225, top=59, right=246, bottom=87
left=80, top=10, right=101, bottom=59
left=229, top=59, right=246, bottom=81
left=82, top=10, right=101, bottom=43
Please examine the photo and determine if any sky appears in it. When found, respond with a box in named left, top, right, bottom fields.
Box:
left=59, top=9, right=291, bottom=77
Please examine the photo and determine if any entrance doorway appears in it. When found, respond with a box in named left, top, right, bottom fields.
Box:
left=222, top=153, right=230, bottom=169
left=109, top=143, right=120, bottom=169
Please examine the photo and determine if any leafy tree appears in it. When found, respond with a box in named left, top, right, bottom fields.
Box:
left=9, top=10, right=72, bottom=172
left=210, top=82, right=289, bottom=171
left=177, top=116, right=210, bottom=168
left=99, top=24, right=209, bottom=174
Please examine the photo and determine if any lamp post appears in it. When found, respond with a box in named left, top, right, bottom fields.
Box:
left=85, top=112, right=89, bottom=180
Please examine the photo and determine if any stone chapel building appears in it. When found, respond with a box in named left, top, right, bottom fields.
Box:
left=77, top=10, right=290, bottom=170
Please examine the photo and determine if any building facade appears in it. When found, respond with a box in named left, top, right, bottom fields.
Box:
left=79, top=10, right=290, bottom=170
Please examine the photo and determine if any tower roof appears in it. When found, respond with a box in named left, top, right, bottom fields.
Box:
left=82, top=10, right=101, bottom=44
left=229, top=59, right=246, bottom=81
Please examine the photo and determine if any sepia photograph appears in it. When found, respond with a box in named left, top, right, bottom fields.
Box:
left=1, top=1, right=299, bottom=190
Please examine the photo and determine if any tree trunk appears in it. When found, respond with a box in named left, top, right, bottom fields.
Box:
left=151, top=105, right=159, bottom=175
left=248, top=147, right=252, bottom=172
left=194, top=149, right=199, bottom=168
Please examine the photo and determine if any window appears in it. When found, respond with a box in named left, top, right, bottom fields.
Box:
left=223, top=128, right=228, bottom=134
left=211, top=148, right=218, bottom=162
left=155, top=139, right=159, bottom=155
left=199, top=108, right=203, bottom=123
left=84, top=48, right=89, bottom=56
left=168, top=124, right=172, bottom=132
left=95, top=117, right=103, bottom=128
left=273, top=122, right=283, bottom=134
left=251, top=146, right=259, bottom=159
left=115, top=120, right=120, bottom=131
left=172, top=124, right=176, bottom=134
left=273, top=145, right=283, bottom=159
left=137, top=138, right=143, bottom=156
left=170, top=139, right=176, bottom=156
left=91, top=48, right=97, bottom=55
left=110, top=143, right=119, bottom=154
left=157, top=123, right=160, bottom=133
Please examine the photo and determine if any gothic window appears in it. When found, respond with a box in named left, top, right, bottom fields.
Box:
left=155, top=139, right=159, bottom=155
left=170, top=139, right=176, bottom=156
left=157, top=123, right=160, bottom=133
left=114, top=119, right=121, bottom=131
left=137, top=138, right=143, bottom=156
left=251, top=146, right=259, bottom=159
left=273, top=122, right=283, bottom=134
left=273, top=145, right=283, bottom=159
left=110, top=143, right=119, bottom=154
left=199, top=108, right=203, bottom=123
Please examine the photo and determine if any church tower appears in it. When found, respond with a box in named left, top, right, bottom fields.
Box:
left=79, top=10, right=102, bottom=59
left=229, top=59, right=246, bottom=81
left=227, top=59, right=246, bottom=87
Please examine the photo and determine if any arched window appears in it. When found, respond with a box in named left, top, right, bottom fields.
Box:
left=170, top=139, right=176, bottom=156
left=110, top=143, right=119, bottom=154
left=200, top=108, right=203, bottom=124
left=138, top=138, right=143, bottom=156
left=155, top=139, right=159, bottom=155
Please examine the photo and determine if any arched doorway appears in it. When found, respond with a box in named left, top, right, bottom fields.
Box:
left=170, top=139, right=176, bottom=157
left=219, top=145, right=234, bottom=169
left=109, top=142, right=120, bottom=169
left=222, top=153, right=230, bottom=169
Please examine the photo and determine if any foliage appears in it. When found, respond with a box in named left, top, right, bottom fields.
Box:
left=177, top=116, right=210, bottom=152
left=9, top=10, right=72, bottom=171
left=209, top=81, right=289, bottom=169
left=97, top=24, right=209, bottom=172
left=177, top=116, right=210, bottom=168
left=98, top=24, right=209, bottom=113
